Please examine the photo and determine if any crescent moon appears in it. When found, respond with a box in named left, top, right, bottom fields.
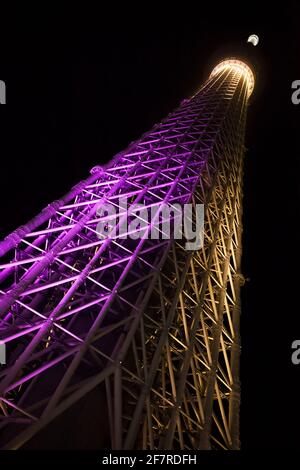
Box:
left=247, top=34, right=259, bottom=46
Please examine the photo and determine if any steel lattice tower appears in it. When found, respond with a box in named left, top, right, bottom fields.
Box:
left=0, top=57, right=254, bottom=450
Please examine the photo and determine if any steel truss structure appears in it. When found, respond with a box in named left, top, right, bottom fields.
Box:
left=0, top=59, right=254, bottom=450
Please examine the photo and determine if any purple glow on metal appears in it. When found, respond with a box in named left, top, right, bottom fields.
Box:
left=0, top=61, right=252, bottom=449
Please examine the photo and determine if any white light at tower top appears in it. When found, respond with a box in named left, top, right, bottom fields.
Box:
left=247, top=34, right=259, bottom=46
left=210, top=59, right=255, bottom=97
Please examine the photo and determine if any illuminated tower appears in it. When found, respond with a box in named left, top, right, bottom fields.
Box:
left=0, top=56, right=254, bottom=450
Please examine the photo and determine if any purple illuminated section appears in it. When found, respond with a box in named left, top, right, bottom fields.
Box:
left=0, top=62, right=251, bottom=449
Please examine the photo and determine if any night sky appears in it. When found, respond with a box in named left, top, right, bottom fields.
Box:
left=0, top=6, right=299, bottom=450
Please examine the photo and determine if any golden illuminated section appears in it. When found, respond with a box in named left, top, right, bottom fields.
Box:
left=210, top=59, right=255, bottom=97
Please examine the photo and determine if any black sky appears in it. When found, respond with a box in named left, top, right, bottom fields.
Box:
left=0, top=6, right=299, bottom=449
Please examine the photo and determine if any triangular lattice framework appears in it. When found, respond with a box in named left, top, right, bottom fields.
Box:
left=0, top=61, right=251, bottom=450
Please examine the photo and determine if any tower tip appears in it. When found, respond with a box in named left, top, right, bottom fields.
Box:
left=210, top=59, right=255, bottom=97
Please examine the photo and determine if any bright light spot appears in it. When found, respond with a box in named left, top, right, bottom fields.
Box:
left=210, top=59, right=255, bottom=97
left=247, top=34, right=259, bottom=46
